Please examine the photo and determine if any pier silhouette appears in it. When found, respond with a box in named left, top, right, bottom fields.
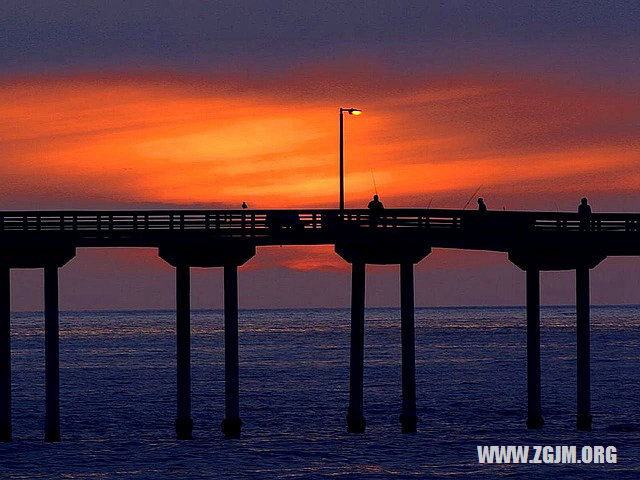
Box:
left=0, top=206, right=634, bottom=441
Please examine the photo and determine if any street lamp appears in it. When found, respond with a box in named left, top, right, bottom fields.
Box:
left=339, top=107, right=362, bottom=211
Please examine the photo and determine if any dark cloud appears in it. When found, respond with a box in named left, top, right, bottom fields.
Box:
left=2, top=1, right=638, bottom=73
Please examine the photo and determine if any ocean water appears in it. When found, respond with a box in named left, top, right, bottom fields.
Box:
left=1, top=306, right=639, bottom=479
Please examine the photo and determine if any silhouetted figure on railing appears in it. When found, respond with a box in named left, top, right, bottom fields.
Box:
left=464, top=197, right=488, bottom=230
left=368, top=195, right=384, bottom=212
left=241, top=202, right=248, bottom=209
left=579, top=197, right=592, bottom=231
left=368, top=195, right=384, bottom=228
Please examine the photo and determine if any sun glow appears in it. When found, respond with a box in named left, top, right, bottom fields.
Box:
left=1, top=71, right=637, bottom=210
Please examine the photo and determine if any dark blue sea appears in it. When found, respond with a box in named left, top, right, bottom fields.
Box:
left=1, top=306, right=639, bottom=479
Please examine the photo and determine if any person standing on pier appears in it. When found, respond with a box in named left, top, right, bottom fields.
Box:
left=477, top=198, right=487, bottom=212
left=578, top=197, right=592, bottom=231
left=368, top=195, right=384, bottom=212
left=368, top=195, right=384, bottom=228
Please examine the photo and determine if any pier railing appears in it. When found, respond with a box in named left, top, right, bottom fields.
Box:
left=0, top=209, right=639, bottom=235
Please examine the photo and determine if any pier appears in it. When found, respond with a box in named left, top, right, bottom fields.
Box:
left=0, top=207, right=635, bottom=441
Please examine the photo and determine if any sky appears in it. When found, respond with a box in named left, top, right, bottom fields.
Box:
left=2, top=1, right=640, bottom=310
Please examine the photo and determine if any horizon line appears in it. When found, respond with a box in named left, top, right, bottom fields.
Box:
left=8, top=303, right=640, bottom=315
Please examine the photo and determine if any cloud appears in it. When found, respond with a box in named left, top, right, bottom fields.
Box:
left=2, top=2, right=638, bottom=75
left=1, top=66, right=638, bottom=214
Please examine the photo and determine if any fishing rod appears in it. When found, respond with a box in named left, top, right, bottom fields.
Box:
left=371, top=171, right=378, bottom=196
left=462, top=185, right=483, bottom=210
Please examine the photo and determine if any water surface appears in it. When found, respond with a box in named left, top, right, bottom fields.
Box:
left=1, top=306, right=639, bottom=479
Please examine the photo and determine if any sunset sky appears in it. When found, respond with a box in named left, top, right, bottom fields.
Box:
left=2, top=2, right=640, bottom=310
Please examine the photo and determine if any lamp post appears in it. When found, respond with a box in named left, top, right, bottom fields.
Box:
left=339, top=107, right=362, bottom=211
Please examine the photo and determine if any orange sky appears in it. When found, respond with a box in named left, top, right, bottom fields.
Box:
left=1, top=67, right=638, bottom=277
left=2, top=68, right=638, bottom=212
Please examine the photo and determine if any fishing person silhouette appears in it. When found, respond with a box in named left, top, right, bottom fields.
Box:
left=578, top=197, right=592, bottom=231
left=477, top=197, right=487, bottom=212
left=241, top=202, right=248, bottom=209
left=368, top=194, right=384, bottom=212
left=368, top=194, right=384, bottom=228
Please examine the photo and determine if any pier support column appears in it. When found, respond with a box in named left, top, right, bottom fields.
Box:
left=158, top=245, right=255, bottom=439
left=526, top=268, right=543, bottom=429
left=222, top=265, right=241, bottom=438
left=44, top=266, right=60, bottom=442
left=0, top=268, right=11, bottom=442
left=576, top=266, right=591, bottom=431
left=175, top=265, right=193, bottom=440
left=347, top=262, right=366, bottom=433
left=400, top=262, right=417, bottom=433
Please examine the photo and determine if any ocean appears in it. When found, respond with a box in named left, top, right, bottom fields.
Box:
left=1, top=306, right=639, bottom=479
